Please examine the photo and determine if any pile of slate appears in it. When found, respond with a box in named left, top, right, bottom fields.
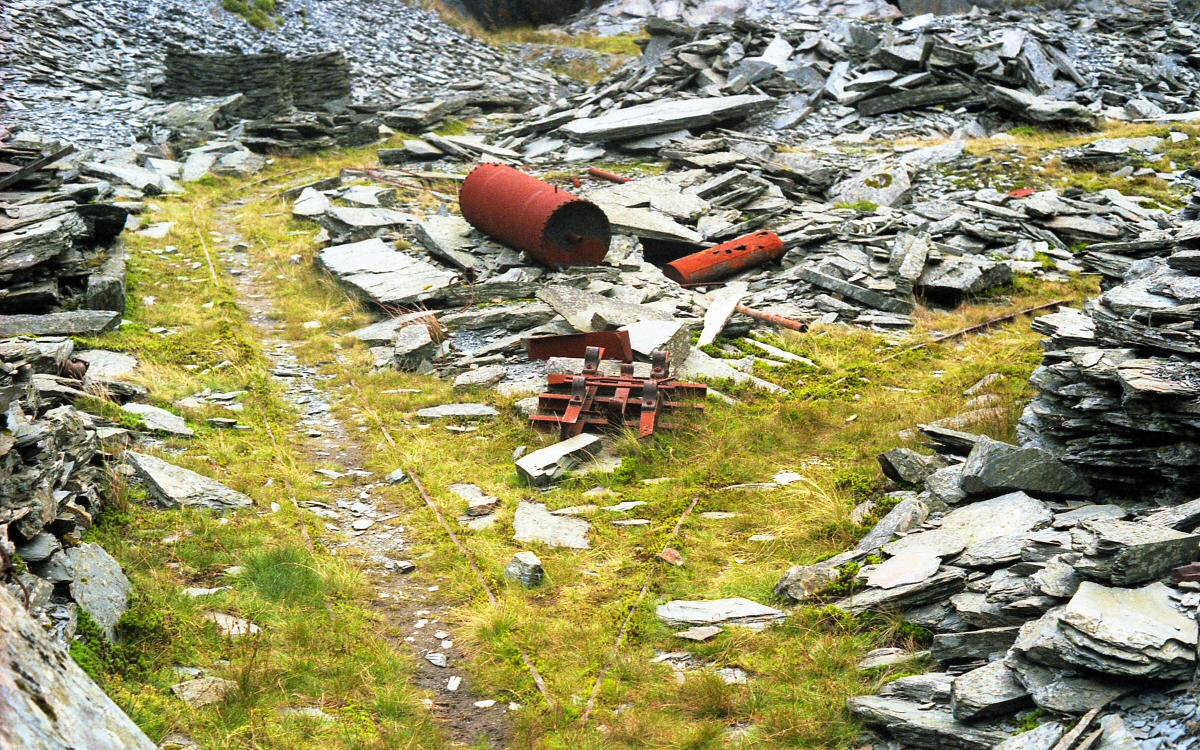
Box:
left=0, top=0, right=566, bottom=149
left=0, top=338, right=134, bottom=651
left=1017, top=235, right=1200, bottom=504
left=0, top=131, right=131, bottom=332
left=777, top=427, right=1200, bottom=750
left=303, top=126, right=1171, bottom=398
left=528, top=6, right=1200, bottom=154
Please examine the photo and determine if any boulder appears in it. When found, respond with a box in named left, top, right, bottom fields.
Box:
left=0, top=586, right=158, bottom=750
left=959, top=436, right=1091, bottom=498
left=512, top=501, right=590, bottom=549
left=1013, top=582, right=1197, bottom=680
left=848, top=695, right=1010, bottom=750
left=1071, top=519, right=1200, bottom=586
left=950, top=660, right=1032, bottom=721
left=65, top=543, right=131, bottom=642
left=878, top=448, right=947, bottom=484
left=882, top=492, right=1052, bottom=559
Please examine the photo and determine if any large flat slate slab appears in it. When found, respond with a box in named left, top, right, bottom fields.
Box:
left=318, top=237, right=456, bottom=308
left=126, top=452, right=253, bottom=511
left=560, top=95, right=775, bottom=142
left=0, top=586, right=159, bottom=750
left=513, top=501, right=591, bottom=549
left=0, top=311, right=121, bottom=337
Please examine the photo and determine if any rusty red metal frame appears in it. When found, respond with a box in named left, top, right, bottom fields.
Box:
left=459, top=163, right=611, bottom=268
left=530, top=347, right=706, bottom=439
left=523, top=330, right=634, bottom=362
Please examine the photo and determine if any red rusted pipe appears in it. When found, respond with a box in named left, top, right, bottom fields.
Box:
left=587, top=167, right=631, bottom=184
left=460, top=163, right=611, bottom=267
left=663, top=230, right=786, bottom=285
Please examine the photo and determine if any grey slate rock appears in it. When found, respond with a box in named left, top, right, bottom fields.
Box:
left=847, top=695, right=1010, bottom=750
left=318, top=238, right=456, bottom=308
left=924, top=464, right=967, bottom=506
left=959, top=436, right=1091, bottom=499
left=950, top=659, right=1031, bottom=722
left=1071, top=519, right=1200, bottom=586
left=931, top=626, right=1021, bottom=664
left=1005, top=651, right=1133, bottom=715
left=504, top=551, right=545, bottom=587
left=917, top=255, right=1014, bottom=300
left=15, top=532, right=62, bottom=564
left=66, top=543, right=131, bottom=642
left=0, top=311, right=121, bottom=338
left=835, top=566, right=968, bottom=615
left=416, top=404, right=498, bottom=419
left=0, top=586, right=159, bottom=750
left=993, top=721, right=1064, bottom=750
left=560, top=95, right=774, bottom=142
left=878, top=448, right=946, bottom=485
left=121, top=403, right=194, bottom=437
left=830, top=163, right=912, bottom=209
left=883, top=492, right=1052, bottom=559
left=126, top=452, right=254, bottom=511
left=393, top=324, right=439, bottom=372
left=1013, top=583, right=1197, bottom=680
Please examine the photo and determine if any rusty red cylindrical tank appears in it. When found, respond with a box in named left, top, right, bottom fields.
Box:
left=459, top=163, right=611, bottom=268
left=663, top=230, right=786, bottom=285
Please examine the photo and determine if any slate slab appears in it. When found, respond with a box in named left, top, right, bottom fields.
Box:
left=318, top=238, right=456, bottom=308
left=959, top=436, right=1091, bottom=498
left=513, top=501, right=591, bottom=549
left=66, top=543, right=132, bottom=642
left=560, top=95, right=774, bottom=142
left=0, top=311, right=121, bottom=337
left=126, top=452, right=253, bottom=511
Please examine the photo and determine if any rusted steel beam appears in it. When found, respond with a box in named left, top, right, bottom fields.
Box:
left=663, top=230, right=786, bottom=285
left=523, top=330, right=633, bottom=363
left=734, top=304, right=809, bottom=332
left=459, top=162, right=610, bottom=267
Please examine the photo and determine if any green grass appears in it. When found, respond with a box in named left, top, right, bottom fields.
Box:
left=221, top=0, right=278, bottom=30
left=77, top=125, right=1134, bottom=748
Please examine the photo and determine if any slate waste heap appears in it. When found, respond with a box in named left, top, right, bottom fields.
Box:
left=0, top=0, right=569, bottom=150
left=0, top=130, right=131, bottom=334
left=773, top=363, right=1200, bottom=747
left=301, top=122, right=1186, bottom=412
left=516, top=5, right=1200, bottom=157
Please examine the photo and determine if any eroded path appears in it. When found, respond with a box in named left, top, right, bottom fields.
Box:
left=213, top=196, right=510, bottom=747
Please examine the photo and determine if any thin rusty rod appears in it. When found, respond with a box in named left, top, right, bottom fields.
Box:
left=407, top=469, right=555, bottom=709
left=734, top=303, right=809, bottom=332
left=587, top=167, right=631, bottom=184
left=878, top=299, right=1068, bottom=364
left=579, top=495, right=700, bottom=726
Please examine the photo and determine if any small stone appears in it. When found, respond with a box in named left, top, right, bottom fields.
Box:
left=504, top=551, right=544, bottom=587
left=171, top=677, right=236, bottom=709
left=675, top=625, right=722, bottom=641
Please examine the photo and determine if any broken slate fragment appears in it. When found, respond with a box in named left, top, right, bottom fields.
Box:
left=950, top=660, right=1031, bottom=722
left=318, top=238, right=455, bottom=308
left=171, top=677, right=236, bottom=709
left=513, top=501, right=590, bottom=549
left=515, top=433, right=602, bottom=486
left=560, top=95, right=774, bottom=142
left=122, top=403, right=194, bottom=437
left=126, top=452, right=253, bottom=511
left=416, top=404, right=498, bottom=419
